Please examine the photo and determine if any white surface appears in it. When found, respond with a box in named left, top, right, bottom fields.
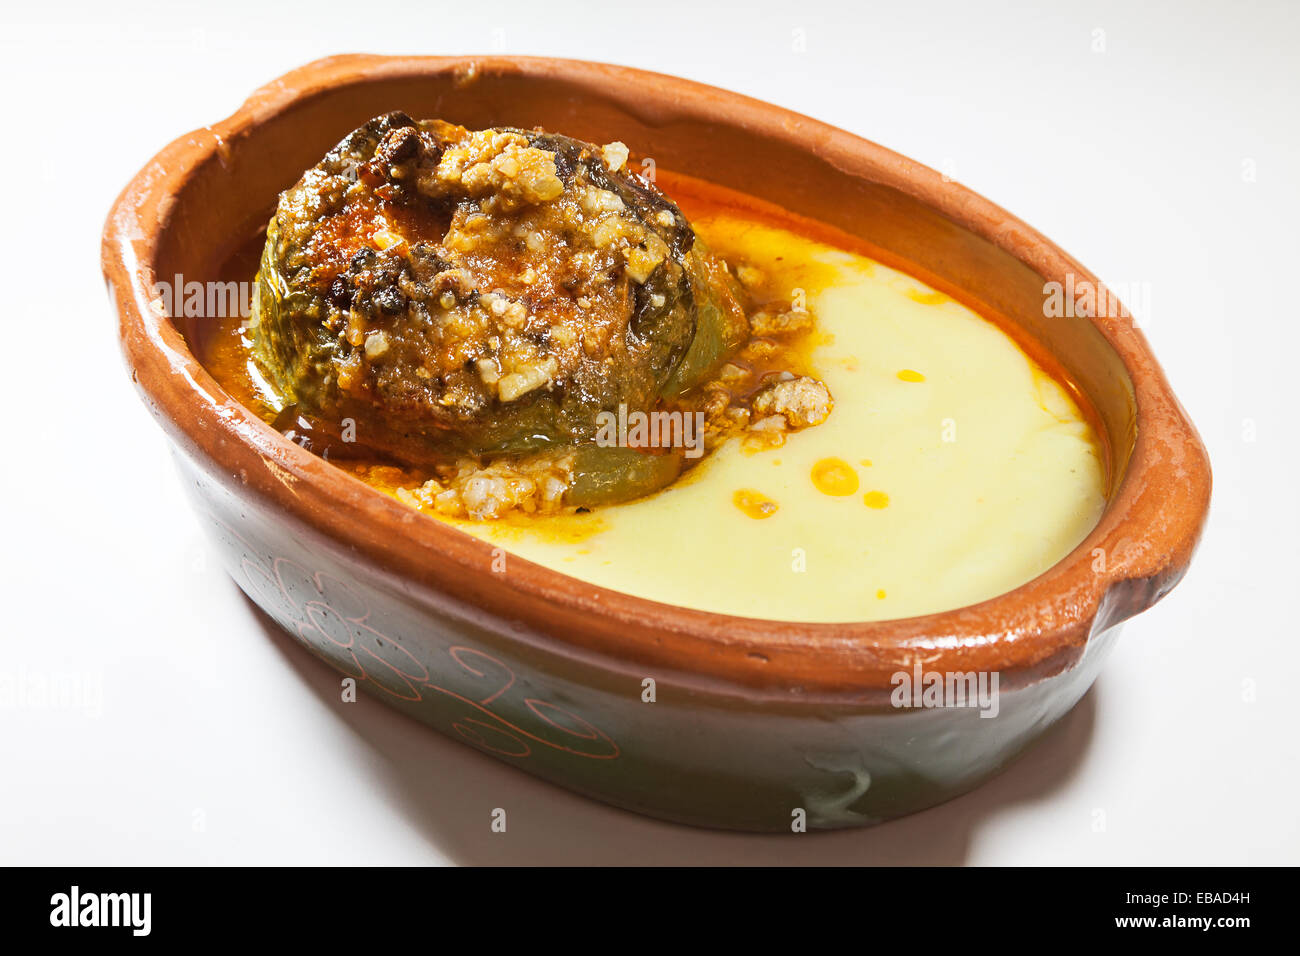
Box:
left=1, top=0, right=1296, bottom=865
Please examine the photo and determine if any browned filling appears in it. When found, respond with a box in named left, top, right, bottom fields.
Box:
left=243, top=114, right=833, bottom=518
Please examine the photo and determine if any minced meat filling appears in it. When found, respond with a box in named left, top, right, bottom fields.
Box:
left=255, top=111, right=712, bottom=457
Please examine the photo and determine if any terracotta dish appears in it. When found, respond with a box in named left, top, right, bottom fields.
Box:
left=102, top=55, right=1211, bottom=830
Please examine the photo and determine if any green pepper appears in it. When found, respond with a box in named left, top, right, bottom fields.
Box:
left=252, top=112, right=750, bottom=508
left=661, top=244, right=751, bottom=397
left=567, top=444, right=685, bottom=508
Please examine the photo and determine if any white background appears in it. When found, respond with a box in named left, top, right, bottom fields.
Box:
left=1, top=0, right=1296, bottom=865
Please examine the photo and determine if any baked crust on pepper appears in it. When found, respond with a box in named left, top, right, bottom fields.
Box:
left=253, top=111, right=748, bottom=462
left=251, top=112, right=833, bottom=515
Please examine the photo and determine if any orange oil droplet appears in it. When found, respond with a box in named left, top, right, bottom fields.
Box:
left=876, top=589, right=887, bottom=600
left=897, top=369, right=926, bottom=383
left=863, top=490, right=891, bottom=509
left=811, top=458, right=859, bottom=496
left=733, top=489, right=779, bottom=519
left=906, top=288, right=948, bottom=306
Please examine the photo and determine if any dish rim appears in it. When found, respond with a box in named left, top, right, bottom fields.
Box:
left=101, top=54, right=1212, bottom=699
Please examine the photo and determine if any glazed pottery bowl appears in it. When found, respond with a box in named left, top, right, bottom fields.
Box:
left=102, top=55, right=1211, bottom=831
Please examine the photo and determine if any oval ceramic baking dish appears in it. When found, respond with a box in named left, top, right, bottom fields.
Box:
left=102, top=55, right=1211, bottom=831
